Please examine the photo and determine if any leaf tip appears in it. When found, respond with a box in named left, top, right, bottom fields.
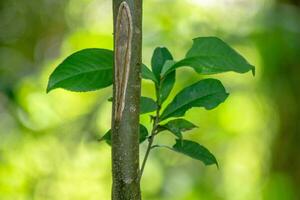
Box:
left=46, top=83, right=52, bottom=94
left=213, top=158, right=219, bottom=169
left=251, top=66, right=256, bottom=76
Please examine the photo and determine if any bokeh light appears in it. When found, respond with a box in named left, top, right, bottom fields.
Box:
left=1, top=0, right=300, bottom=199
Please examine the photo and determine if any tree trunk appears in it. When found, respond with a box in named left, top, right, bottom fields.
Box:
left=111, top=0, right=142, bottom=200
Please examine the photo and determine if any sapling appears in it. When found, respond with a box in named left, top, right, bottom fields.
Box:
left=47, top=1, right=254, bottom=199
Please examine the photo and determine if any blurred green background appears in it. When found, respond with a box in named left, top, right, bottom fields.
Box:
left=1, top=0, right=300, bottom=199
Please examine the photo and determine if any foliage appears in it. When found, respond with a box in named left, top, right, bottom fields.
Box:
left=47, top=36, right=254, bottom=180
left=100, top=124, right=149, bottom=145
left=47, top=48, right=113, bottom=92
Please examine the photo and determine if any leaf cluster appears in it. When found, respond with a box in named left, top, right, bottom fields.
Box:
left=47, top=37, right=254, bottom=174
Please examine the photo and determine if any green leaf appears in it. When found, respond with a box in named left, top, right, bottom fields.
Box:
left=141, top=64, right=157, bottom=83
left=172, top=139, right=218, bottom=166
left=158, top=118, right=197, bottom=139
left=100, top=124, right=149, bottom=145
left=47, top=48, right=113, bottom=93
left=159, top=68, right=176, bottom=105
left=107, top=97, right=113, bottom=102
left=108, top=96, right=157, bottom=114
left=140, top=96, right=157, bottom=114
left=151, top=47, right=173, bottom=81
left=139, top=125, right=149, bottom=143
left=160, top=79, right=229, bottom=121
left=161, top=37, right=255, bottom=76
left=100, top=129, right=112, bottom=145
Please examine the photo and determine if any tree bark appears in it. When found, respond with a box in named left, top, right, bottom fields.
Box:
left=111, top=0, right=142, bottom=200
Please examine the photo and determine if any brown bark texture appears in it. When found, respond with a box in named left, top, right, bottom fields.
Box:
left=111, top=0, right=142, bottom=199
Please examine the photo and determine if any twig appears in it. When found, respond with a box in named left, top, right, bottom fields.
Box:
left=139, top=84, right=161, bottom=181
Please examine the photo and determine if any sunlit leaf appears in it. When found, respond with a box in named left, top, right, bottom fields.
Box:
left=158, top=118, right=197, bottom=139
left=47, top=48, right=113, bottom=93
left=172, top=139, right=218, bottom=166
left=160, top=79, right=228, bottom=121
left=161, top=37, right=255, bottom=76
left=151, top=47, right=173, bottom=81
left=100, top=124, right=148, bottom=145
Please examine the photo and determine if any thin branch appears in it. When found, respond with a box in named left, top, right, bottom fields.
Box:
left=139, top=107, right=160, bottom=180
left=139, top=84, right=161, bottom=181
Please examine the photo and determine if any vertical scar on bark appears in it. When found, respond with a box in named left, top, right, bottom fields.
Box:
left=114, top=2, right=133, bottom=121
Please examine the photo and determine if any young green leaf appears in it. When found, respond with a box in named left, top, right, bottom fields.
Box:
left=161, top=37, right=255, bottom=76
left=108, top=96, right=157, bottom=114
left=160, top=79, right=229, bottom=121
left=141, top=64, right=157, bottom=83
left=100, top=124, right=149, bottom=145
left=158, top=118, right=198, bottom=139
left=151, top=47, right=173, bottom=81
left=47, top=48, right=113, bottom=93
left=172, top=139, right=218, bottom=166
left=140, top=96, right=157, bottom=114
left=159, top=69, right=176, bottom=105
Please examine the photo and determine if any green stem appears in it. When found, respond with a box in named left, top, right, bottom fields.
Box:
left=139, top=106, right=160, bottom=180
left=139, top=84, right=161, bottom=181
